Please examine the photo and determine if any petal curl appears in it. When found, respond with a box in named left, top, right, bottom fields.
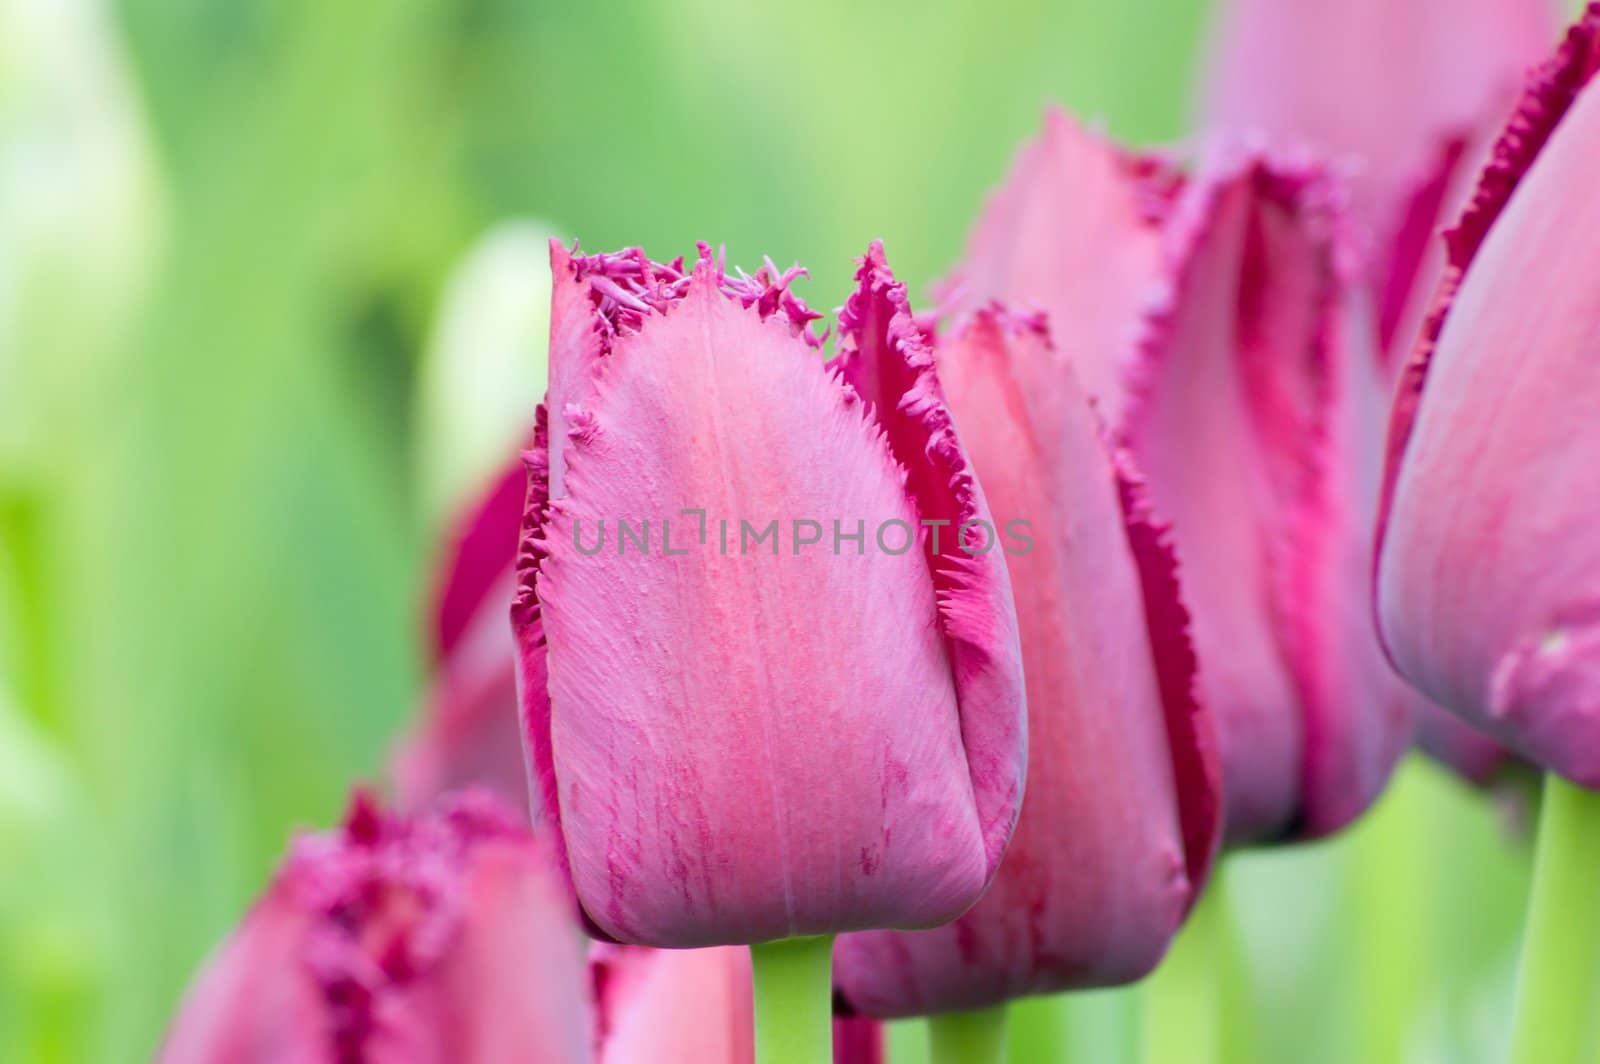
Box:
left=832, top=241, right=1027, bottom=881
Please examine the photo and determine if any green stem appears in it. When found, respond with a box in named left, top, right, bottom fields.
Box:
left=751, top=936, right=835, bottom=1064
left=1007, top=995, right=1067, bottom=1062
left=929, top=1005, right=1009, bottom=1064
left=1507, top=775, right=1600, bottom=1064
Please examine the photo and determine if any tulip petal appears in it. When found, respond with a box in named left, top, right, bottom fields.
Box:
left=1112, top=460, right=1222, bottom=903
left=432, top=461, right=527, bottom=662
left=1121, top=156, right=1333, bottom=841
left=592, top=945, right=753, bottom=1063
left=1378, top=7, right=1600, bottom=785
left=396, top=582, right=526, bottom=813
left=1381, top=5, right=1600, bottom=551
left=936, top=108, right=1177, bottom=423
left=835, top=311, right=1202, bottom=1014
left=431, top=839, right=596, bottom=1064
left=399, top=455, right=529, bottom=812
left=534, top=253, right=991, bottom=946
left=510, top=406, right=571, bottom=881
left=832, top=241, right=1027, bottom=880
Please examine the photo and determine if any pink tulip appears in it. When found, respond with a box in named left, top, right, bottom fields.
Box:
left=1377, top=6, right=1600, bottom=787
left=941, top=111, right=1410, bottom=842
left=1203, top=2, right=1564, bottom=787
left=1120, top=148, right=1416, bottom=840
left=591, top=945, right=882, bottom=1063
left=1203, top=0, right=1558, bottom=361
left=394, top=461, right=532, bottom=815
left=515, top=240, right=1027, bottom=947
left=833, top=307, right=1221, bottom=1015
left=158, top=790, right=592, bottom=1063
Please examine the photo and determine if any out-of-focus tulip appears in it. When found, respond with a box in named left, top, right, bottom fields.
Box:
left=1200, top=0, right=1562, bottom=789
left=1202, top=0, right=1557, bottom=362
left=1120, top=149, right=1413, bottom=840
left=940, top=109, right=1411, bottom=842
left=516, top=240, right=1027, bottom=947
left=159, top=790, right=591, bottom=1063
left=393, top=459, right=531, bottom=814
left=833, top=307, right=1221, bottom=1016
left=591, top=946, right=882, bottom=1063
left=1377, top=6, right=1600, bottom=788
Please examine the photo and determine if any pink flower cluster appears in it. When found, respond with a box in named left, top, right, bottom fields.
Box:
left=164, top=0, right=1600, bottom=1058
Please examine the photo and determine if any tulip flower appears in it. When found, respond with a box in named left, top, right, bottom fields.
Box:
left=833, top=307, right=1220, bottom=1032
left=1375, top=9, right=1600, bottom=1060
left=942, top=110, right=1410, bottom=842
left=591, top=945, right=882, bottom=1064
left=1202, top=0, right=1561, bottom=788
left=1119, top=148, right=1419, bottom=841
left=516, top=240, right=1027, bottom=1059
left=394, top=458, right=532, bottom=814
left=159, top=789, right=592, bottom=1063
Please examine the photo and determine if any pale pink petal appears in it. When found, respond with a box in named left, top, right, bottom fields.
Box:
left=593, top=946, right=753, bottom=1064
left=534, top=253, right=994, bottom=946
left=936, top=108, right=1177, bottom=424
left=1378, top=8, right=1600, bottom=786
left=835, top=311, right=1212, bottom=1014
left=430, top=842, right=593, bottom=1064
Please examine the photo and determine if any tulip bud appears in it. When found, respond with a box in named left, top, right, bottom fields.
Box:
left=939, top=110, right=1412, bottom=842
left=516, top=241, right=1028, bottom=946
left=834, top=308, right=1221, bottom=1015
left=158, top=790, right=591, bottom=1063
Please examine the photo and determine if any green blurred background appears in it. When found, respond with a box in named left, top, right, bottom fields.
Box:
left=0, top=1, right=1558, bottom=1060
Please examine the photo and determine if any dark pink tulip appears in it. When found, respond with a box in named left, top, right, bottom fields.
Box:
left=941, top=110, right=1410, bottom=842
left=159, top=790, right=592, bottom=1063
left=1203, top=0, right=1558, bottom=361
left=516, top=241, right=1027, bottom=947
left=590, top=945, right=882, bottom=1063
left=394, top=460, right=532, bottom=815
left=1120, top=150, right=1413, bottom=840
left=833, top=308, right=1221, bottom=1015
left=1377, top=7, right=1600, bottom=788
